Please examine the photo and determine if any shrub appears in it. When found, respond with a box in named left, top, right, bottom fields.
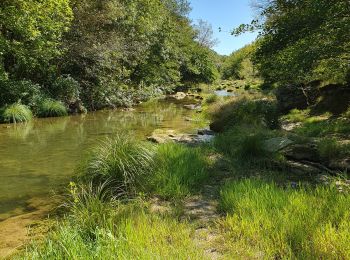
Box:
left=148, top=143, right=210, bottom=199
left=209, top=97, right=279, bottom=132
left=1, top=103, right=33, bottom=123
left=0, top=79, right=42, bottom=107
left=51, top=75, right=80, bottom=104
left=218, top=179, right=350, bottom=259
left=205, top=94, right=220, bottom=104
left=38, top=99, right=68, bottom=118
left=79, top=135, right=155, bottom=195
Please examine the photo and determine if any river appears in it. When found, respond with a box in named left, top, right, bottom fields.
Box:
left=0, top=98, right=200, bottom=221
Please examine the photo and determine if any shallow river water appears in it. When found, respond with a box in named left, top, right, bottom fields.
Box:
left=0, top=98, right=199, bottom=221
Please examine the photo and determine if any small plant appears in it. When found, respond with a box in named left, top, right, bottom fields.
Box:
left=38, top=99, right=68, bottom=118
left=80, top=135, right=155, bottom=195
left=1, top=103, right=33, bottom=123
left=205, top=94, right=219, bottom=104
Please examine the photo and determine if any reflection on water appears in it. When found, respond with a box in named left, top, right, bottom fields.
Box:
left=0, top=99, right=197, bottom=220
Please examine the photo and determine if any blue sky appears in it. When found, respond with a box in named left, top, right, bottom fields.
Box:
left=189, top=0, right=258, bottom=55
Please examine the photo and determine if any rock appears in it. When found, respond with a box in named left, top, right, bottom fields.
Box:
left=122, top=107, right=135, bottom=112
left=172, top=92, right=187, bottom=100
left=227, top=89, right=234, bottom=92
left=184, top=104, right=201, bottom=110
left=281, top=122, right=302, bottom=131
left=282, top=143, right=320, bottom=162
left=147, top=129, right=213, bottom=145
left=328, top=158, right=350, bottom=171
left=198, top=129, right=215, bottom=136
left=147, top=129, right=177, bottom=144
left=263, top=137, right=293, bottom=152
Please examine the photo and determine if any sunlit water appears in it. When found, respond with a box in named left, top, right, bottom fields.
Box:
left=0, top=98, right=200, bottom=220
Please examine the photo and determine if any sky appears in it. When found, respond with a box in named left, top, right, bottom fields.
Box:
left=189, top=0, right=258, bottom=56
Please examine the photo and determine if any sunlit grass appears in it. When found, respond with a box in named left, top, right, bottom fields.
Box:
left=1, top=103, right=33, bottom=123
left=38, top=99, right=68, bottom=118
left=79, top=135, right=155, bottom=195
left=218, top=179, right=350, bottom=259
left=20, top=190, right=205, bottom=259
left=147, top=143, right=210, bottom=200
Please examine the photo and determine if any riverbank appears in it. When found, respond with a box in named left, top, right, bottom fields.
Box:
left=8, top=87, right=350, bottom=259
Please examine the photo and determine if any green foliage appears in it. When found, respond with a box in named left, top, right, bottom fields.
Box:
left=0, top=0, right=73, bottom=82
left=209, top=97, right=279, bottom=132
left=221, top=43, right=259, bottom=81
left=0, top=79, right=42, bottom=107
left=148, top=143, right=210, bottom=199
left=79, top=135, right=155, bottom=195
left=238, top=0, right=350, bottom=84
left=37, top=99, right=68, bottom=118
left=204, top=94, right=220, bottom=104
left=1, top=103, right=33, bottom=123
left=219, top=179, right=350, bottom=258
left=51, top=75, right=80, bottom=104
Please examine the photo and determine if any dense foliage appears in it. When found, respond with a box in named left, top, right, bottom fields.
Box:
left=234, top=0, right=350, bottom=85
left=0, top=0, right=219, bottom=115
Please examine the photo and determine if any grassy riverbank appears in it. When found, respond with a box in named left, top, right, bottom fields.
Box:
left=17, top=90, right=350, bottom=259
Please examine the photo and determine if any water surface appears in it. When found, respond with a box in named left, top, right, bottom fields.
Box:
left=0, top=99, right=199, bottom=220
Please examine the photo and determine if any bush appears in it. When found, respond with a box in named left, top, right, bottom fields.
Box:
left=38, top=99, right=68, bottom=118
left=1, top=103, right=33, bottom=123
left=148, top=143, right=210, bottom=199
left=209, top=97, right=279, bottom=132
left=79, top=135, right=155, bottom=195
left=205, top=94, right=220, bottom=104
left=51, top=75, right=80, bottom=104
left=0, top=79, right=42, bottom=107
left=218, top=179, right=350, bottom=259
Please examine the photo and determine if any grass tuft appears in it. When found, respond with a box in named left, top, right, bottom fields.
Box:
left=1, top=103, right=33, bottom=123
left=38, top=99, right=68, bottom=118
left=79, top=135, right=155, bottom=195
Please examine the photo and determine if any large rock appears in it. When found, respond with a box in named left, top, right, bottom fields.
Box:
left=282, top=143, right=320, bottom=162
left=172, top=92, right=187, bottom=100
left=264, top=137, right=293, bottom=152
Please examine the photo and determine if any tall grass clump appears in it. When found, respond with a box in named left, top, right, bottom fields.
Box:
left=37, top=99, right=68, bottom=118
left=79, top=135, right=155, bottom=195
left=317, top=138, right=350, bottom=162
left=21, top=192, right=205, bottom=259
left=148, top=143, right=210, bottom=199
left=214, top=126, right=274, bottom=164
left=205, top=93, right=220, bottom=104
left=1, top=103, right=33, bottom=123
left=218, top=179, right=350, bottom=259
left=209, top=97, right=279, bottom=132
left=296, top=118, right=350, bottom=137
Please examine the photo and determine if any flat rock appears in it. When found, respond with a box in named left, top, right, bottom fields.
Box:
left=184, top=104, right=202, bottom=110
left=264, top=137, right=293, bottom=152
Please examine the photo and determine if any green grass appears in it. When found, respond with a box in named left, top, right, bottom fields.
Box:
left=218, top=179, right=350, bottom=259
left=79, top=135, right=155, bottom=195
left=317, top=138, right=350, bottom=162
left=20, top=192, right=205, bottom=259
left=281, top=109, right=310, bottom=123
left=204, top=94, right=220, bottom=104
left=1, top=103, right=33, bottom=123
left=209, top=97, right=279, bottom=132
left=295, top=118, right=350, bottom=137
left=38, top=99, right=68, bottom=118
left=147, top=143, right=210, bottom=200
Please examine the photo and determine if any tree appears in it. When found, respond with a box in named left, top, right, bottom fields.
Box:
left=194, top=19, right=219, bottom=49
left=234, top=0, right=350, bottom=85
